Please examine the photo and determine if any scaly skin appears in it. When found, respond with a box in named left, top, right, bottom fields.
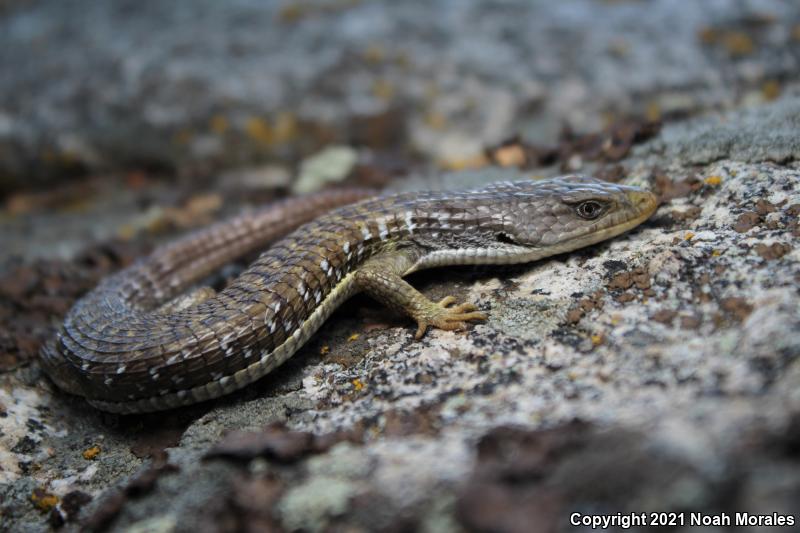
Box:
left=41, top=176, right=657, bottom=413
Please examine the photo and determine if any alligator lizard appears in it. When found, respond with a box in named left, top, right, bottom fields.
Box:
left=41, top=176, right=657, bottom=413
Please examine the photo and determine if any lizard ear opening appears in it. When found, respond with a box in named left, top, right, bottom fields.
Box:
left=495, top=232, right=517, bottom=245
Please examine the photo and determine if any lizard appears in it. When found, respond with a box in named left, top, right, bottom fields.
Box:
left=40, top=176, right=658, bottom=413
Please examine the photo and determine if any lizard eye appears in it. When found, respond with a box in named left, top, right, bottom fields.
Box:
left=576, top=200, right=604, bottom=220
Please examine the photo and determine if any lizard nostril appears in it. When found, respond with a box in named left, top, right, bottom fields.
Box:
left=635, top=192, right=658, bottom=215
left=632, top=192, right=651, bottom=205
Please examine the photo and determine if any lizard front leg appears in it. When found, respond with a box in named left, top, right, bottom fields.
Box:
left=353, top=248, right=487, bottom=339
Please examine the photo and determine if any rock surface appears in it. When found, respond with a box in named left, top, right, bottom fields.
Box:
left=1, top=2, right=799, bottom=532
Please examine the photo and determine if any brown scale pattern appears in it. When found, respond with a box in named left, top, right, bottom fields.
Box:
left=41, top=177, right=657, bottom=412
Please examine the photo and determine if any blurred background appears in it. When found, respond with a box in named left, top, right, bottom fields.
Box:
left=1, top=0, right=798, bottom=263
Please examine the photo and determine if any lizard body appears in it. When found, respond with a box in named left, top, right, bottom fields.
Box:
left=41, top=176, right=657, bottom=413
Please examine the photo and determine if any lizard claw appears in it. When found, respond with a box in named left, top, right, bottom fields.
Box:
left=414, top=296, right=487, bottom=339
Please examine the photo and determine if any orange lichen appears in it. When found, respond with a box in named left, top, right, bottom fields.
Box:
left=761, top=80, right=781, bottom=101
left=82, top=445, right=101, bottom=460
left=645, top=101, right=662, bottom=122
left=723, top=32, right=754, bottom=56
left=210, top=115, right=229, bottom=135
left=699, top=27, right=757, bottom=57
left=30, top=488, right=59, bottom=512
left=245, top=117, right=274, bottom=146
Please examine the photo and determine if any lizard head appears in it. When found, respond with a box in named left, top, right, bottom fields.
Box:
left=403, top=175, right=658, bottom=267
left=483, top=175, right=658, bottom=258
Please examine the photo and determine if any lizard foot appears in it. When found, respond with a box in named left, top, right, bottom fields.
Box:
left=413, top=295, right=487, bottom=340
